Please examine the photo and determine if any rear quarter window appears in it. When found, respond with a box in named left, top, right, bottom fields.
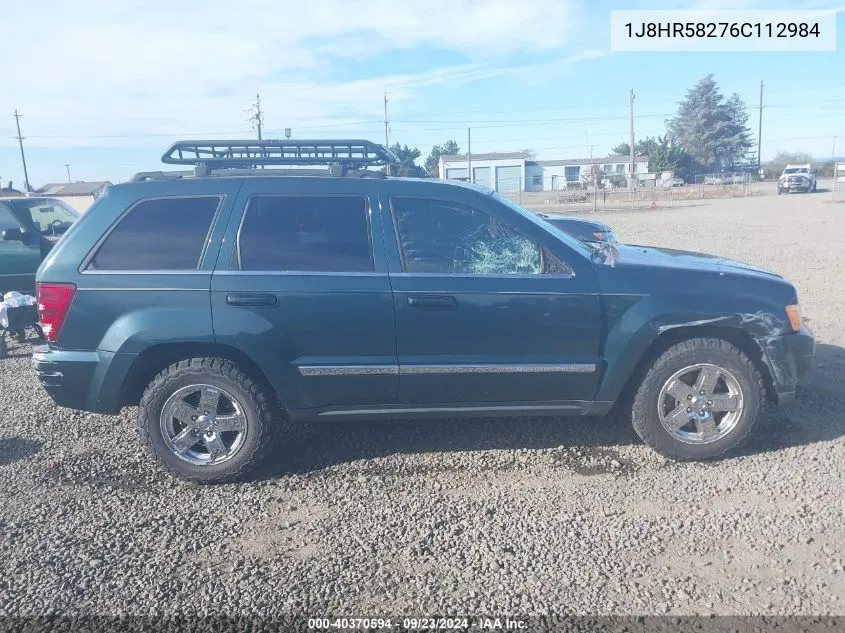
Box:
left=88, top=196, right=220, bottom=271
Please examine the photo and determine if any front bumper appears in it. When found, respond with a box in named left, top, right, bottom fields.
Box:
left=759, top=325, right=815, bottom=405
left=780, top=180, right=811, bottom=191
left=32, top=345, right=127, bottom=413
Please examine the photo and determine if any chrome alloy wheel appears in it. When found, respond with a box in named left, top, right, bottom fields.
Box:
left=159, top=384, right=247, bottom=465
left=657, top=363, right=744, bottom=445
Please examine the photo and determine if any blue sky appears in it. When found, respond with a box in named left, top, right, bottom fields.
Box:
left=0, top=0, right=842, bottom=187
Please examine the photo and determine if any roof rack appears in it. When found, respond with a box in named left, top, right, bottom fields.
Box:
left=161, top=139, right=399, bottom=170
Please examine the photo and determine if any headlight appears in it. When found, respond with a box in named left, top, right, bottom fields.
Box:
left=785, top=304, right=802, bottom=332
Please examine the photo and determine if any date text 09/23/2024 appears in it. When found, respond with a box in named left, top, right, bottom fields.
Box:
left=307, top=617, right=526, bottom=630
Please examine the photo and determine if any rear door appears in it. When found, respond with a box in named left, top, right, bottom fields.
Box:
left=211, top=178, right=397, bottom=414
left=0, top=204, right=41, bottom=294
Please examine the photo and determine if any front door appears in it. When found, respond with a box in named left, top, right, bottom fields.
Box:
left=211, top=179, right=398, bottom=415
left=0, top=205, right=40, bottom=294
left=380, top=188, right=603, bottom=406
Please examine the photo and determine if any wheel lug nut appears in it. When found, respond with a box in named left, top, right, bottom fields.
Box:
left=687, top=407, right=692, bottom=412
left=699, top=390, right=705, bottom=395
left=707, top=400, right=713, bottom=406
left=687, top=395, right=692, bottom=400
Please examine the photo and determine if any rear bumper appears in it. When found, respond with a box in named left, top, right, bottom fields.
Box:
left=759, top=325, right=815, bottom=405
left=32, top=345, right=128, bottom=414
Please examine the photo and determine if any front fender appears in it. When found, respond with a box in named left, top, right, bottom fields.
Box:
left=595, top=294, right=790, bottom=403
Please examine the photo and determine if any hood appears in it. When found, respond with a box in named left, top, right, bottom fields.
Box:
left=606, top=244, right=783, bottom=279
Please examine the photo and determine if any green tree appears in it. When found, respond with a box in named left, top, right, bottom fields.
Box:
left=424, top=140, right=460, bottom=177
left=667, top=74, right=754, bottom=171
left=610, top=138, right=655, bottom=157
left=389, top=143, right=426, bottom=178
left=609, top=136, right=700, bottom=180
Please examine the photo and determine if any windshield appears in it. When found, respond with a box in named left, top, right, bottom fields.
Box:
left=491, top=192, right=594, bottom=260
left=783, top=168, right=809, bottom=174
left=6, top=198, right=80, bottom=237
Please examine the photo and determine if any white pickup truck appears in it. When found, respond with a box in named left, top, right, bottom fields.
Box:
left=777, top=164, right=817, bottom=194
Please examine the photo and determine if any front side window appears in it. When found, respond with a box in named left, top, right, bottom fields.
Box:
left=7, top=198, right=79, bottom=237
left=0, top=205, right=20, bottom=232
left=237, top=196, right=372, bottom=272
left=89, top=196, right=220, bottom=271
left=392, top=197, right=551, bottom=275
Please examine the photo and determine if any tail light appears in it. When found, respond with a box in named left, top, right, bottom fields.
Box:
left=36, top=283, right=76, bottom=342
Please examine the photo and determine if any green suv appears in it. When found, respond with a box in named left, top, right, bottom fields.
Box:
left=33, top=140, right=815, bottom=483
left=0, top=196, right=80, bottom=294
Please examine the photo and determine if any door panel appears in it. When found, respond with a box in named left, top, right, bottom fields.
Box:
left=211, top=179, right=398, bottom=412
left=381, top=190, right=602, bottom=405
left=0, top=206, right=40, bottom=294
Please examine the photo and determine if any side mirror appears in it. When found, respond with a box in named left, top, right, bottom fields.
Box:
left=1, top=228, right=37, bottom=245
left=1, top=228, right=24, bottom=242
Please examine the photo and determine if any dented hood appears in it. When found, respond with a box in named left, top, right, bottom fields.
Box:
left=608, top=244, right=783, bottom=279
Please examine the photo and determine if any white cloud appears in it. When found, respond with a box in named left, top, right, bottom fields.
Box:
left=1, top=0, right=585, bottom=148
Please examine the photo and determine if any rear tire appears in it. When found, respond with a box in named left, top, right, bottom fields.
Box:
left=137, top=357, right=279, bottom=483
left=631, top=338, right=765, bottom=460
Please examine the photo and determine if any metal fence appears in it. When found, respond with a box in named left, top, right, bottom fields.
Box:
left=447, top=171, right=757, bottom=212
left=494, top=173, right=750, bottom=212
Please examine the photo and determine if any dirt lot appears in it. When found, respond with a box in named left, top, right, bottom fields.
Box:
left=1, top=187, right=844, bottom=623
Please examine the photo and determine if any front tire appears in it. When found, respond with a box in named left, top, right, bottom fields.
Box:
left=137, top=357, right=278, bottom=483
left=631, top=338, right=765, bottom=460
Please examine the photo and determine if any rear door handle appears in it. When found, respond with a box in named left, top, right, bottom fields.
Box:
left=226, top=293, right=278, bottom=307
left=407, top=294, right=457, bottom=309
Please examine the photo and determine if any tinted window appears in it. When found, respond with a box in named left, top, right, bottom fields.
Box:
left=392, top=197, right=545, bottom=275
left=90, top=197, right=219, bottom=270
left=237, top=196, right=372, bottom=272
left=8, top=199, right=78, bottom=237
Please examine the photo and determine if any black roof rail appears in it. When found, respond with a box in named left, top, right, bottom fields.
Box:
left=161, top=139, right=399, bottom=170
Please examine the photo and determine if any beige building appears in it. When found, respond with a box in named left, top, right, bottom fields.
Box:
left=35, top=181, right=111, bottom=213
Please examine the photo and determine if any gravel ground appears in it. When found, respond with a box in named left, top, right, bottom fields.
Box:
left=1, top=187, right=844, bottom=624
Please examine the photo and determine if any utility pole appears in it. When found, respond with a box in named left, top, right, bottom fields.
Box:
left=255, top=93, right=263, bottom=140
left=467, top=127, right=472, bottom=184
left=13, top=110, right=31, bottom=192
left=65, top=164, right=71, bottom=183
left=757, top=81, right=764, bottom=173
left=384, top=93, right=390, bottom=176
left=628, top=89, right=635, bottom=189
left=246, top=94, right=263, bottom=140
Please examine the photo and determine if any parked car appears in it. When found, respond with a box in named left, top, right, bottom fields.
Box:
left=671, top=177, right=685, bottom=187
left=0, top=197, right=80, bottom=294
left=536, top=213, right=616, bottom=245
left=34, top=140, right=815, bottom=483
left=777, top=164, right=817, bottom=194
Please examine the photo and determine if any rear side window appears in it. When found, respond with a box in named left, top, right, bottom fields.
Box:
left=236, top=196, right=372, bottom=272
left=89, top=197, right=220, bottom=271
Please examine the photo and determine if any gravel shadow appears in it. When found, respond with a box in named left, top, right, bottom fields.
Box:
left=264, top=408, right=641, bottom=478
left=741, top=342, right=845, bottom=455
left=263, top=342, right=845, bottom=477
left=0, top=437, right=43, bottom=466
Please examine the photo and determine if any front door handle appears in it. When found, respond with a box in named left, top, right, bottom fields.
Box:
left=226, top=293, right=278, bottom=307
left=407, top=294, right=457, bottom=309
